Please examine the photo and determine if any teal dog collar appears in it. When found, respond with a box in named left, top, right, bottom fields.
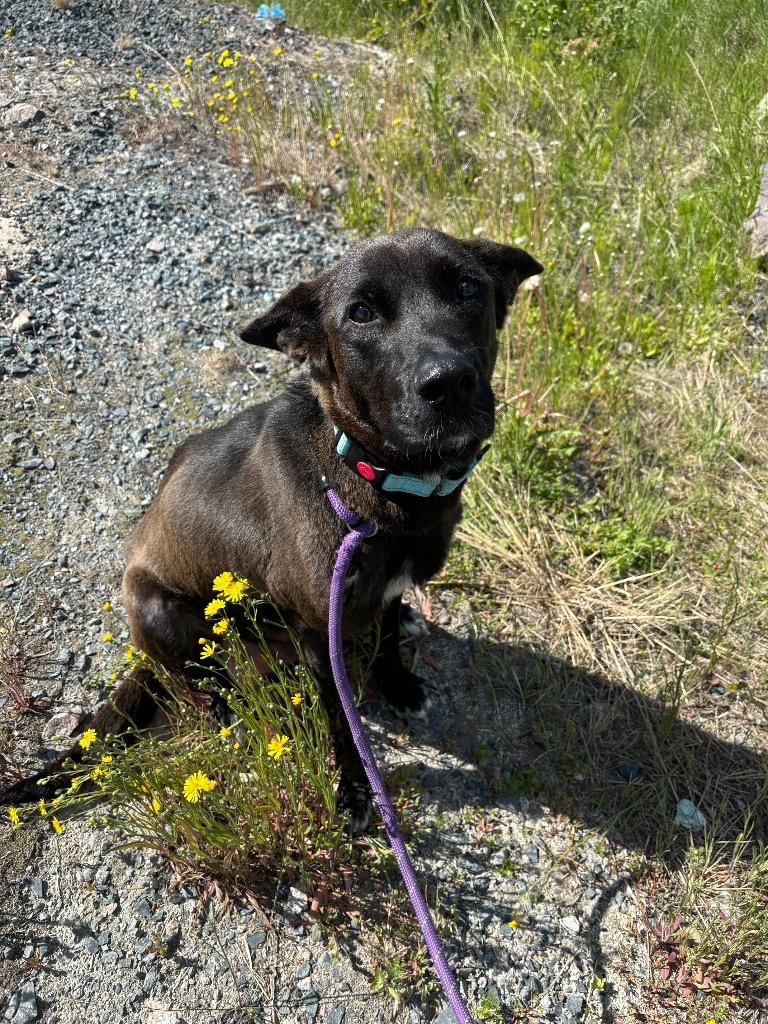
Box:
left=333, top=427, right=489, bottom=498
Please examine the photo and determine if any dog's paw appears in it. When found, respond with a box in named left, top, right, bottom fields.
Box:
left=337, top=780, right=373, bottom=835
left=399, top=603, right=429, bottom=640
left=381, top=671, right=432, bottom=721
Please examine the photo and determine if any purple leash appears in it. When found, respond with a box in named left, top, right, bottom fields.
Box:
left=326, top=487, right=476, bottom=1024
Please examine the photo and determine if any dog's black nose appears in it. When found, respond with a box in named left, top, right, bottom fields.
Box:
left=415, top=353, right=478, bottom=415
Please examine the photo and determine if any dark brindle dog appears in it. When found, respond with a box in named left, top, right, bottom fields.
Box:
left=4, top=228, right=541, bottom=827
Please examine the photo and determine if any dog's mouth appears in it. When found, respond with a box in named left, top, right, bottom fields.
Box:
left=380, top=415, right=492, bottom=472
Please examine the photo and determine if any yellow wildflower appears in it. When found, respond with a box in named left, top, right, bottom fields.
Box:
left=183, top=771, right=217, bottom=803
left=219, top=726, right=232, bottom=738
left=267, top=734, right=290, bottom=760
left=102, top=601, right=111, bottom=611
left=101, top=755, right=113, bottom=764
left=212, top=619, right=229, bottom=635
left=38, top=799, right=47, bottom=817
left=222, top=58, right=234, bottom=67
left=329, top=139, right=338, bottom=148
left=274, top=46, right=282, bottom=56
left=52, top=817, right=64, bottom=834
left=211, top=74, right=219, bottom=82
left=9, top=807, right=19, bottom=827
left=291, top=693, right=303, bottom=706
left=223, top=579, right=248, bottom=602
left=92, top=766, right=103, bottom=781
left=70, top=777, right=82, bottom=791
left=125, top=645, right=134, bottom=661
left=199, top=641, right=217, bottom=659
left=103, top=632, right=113, bottom=642
left=233, top=741, right=241, bottom=750
left=184, top=56, right=193, bottom=66
left=79, top=728, right=97, bottom=749
left=507, top=920, right=518, bottom=929
left=109, top=673, right=118, bottom=681
left=212, top=571, right=233, bottom=592
left=150, top=797, right=161, bottom=813
left=171, top=96, right=180, bottom=108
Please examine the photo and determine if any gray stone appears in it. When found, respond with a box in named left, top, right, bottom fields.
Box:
left=42, top=708, right=80, bottom=738
left=24, top=877, right=44, bottom=900
left=246, top=931, right=266, bottom=949
left=295, top=962, right=311, bottom=979
left=11, top=310, right=33, bottom=333
left=561, top=915, right=580, bottom=935
left=284, top=886, right=307, bottom=917
left=618, top=762, right=642, bottom=782
left=566, top=993, right=585, bottom=1016
left=134, top=896, right=152, bottom=918
left=2, top=103, right=45, bottom=127
left=522, top=842, right=539, bottom=864
left=324, top=1008, right=345, bottom=1024
left=433, top=1009, right=459, bottom=1024
left=9, top=981, right=37, bottom=1024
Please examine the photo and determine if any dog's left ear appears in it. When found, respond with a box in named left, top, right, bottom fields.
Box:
left=461, top=238, right=544, bottom=329
left=239, top=271, right=331, bottom=364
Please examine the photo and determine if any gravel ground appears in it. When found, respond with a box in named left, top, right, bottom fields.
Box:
left=0, top=3, right=650, bottom=1023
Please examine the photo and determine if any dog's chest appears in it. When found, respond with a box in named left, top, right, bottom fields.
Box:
left=381, top=564, right=413, bottom=608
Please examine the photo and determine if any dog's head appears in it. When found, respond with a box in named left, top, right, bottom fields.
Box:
left=240, top=228, right=542, bottom=471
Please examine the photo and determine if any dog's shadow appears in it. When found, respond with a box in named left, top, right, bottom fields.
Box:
left=393, top=621, right=768, bottom=861
left=358, top=619, right=768, bottom=1015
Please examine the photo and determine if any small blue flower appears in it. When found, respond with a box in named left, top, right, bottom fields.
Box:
left=271, top=4, right=286, bottom=19
left=255, top=4, right=271, bottom=18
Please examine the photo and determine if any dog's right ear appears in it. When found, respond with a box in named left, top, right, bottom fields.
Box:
left=239, top=271, right=331, bottom=364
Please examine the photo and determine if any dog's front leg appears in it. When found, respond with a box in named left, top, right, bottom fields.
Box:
left=372, top=599, right=432, bottom=720
left=296, top=625, right=373, bottom=834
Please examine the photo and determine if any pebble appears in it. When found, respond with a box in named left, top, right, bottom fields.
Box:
left=40, top=708, right=79, bottom=741
left=566, top=992, right=586, bottom=1016
left=23, top=877, right=44, bottom=901
left=617, top=761, right=643, bottom=782
left=5, top=981, right=38, bottom=1024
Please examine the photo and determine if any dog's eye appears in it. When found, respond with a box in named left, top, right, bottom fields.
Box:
left=456, top=279, right=479, bottom=299
left=349, top=303, right=377, bottom=324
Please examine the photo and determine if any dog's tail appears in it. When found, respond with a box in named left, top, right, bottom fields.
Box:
left=0, top=666, right=162, bottom=806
